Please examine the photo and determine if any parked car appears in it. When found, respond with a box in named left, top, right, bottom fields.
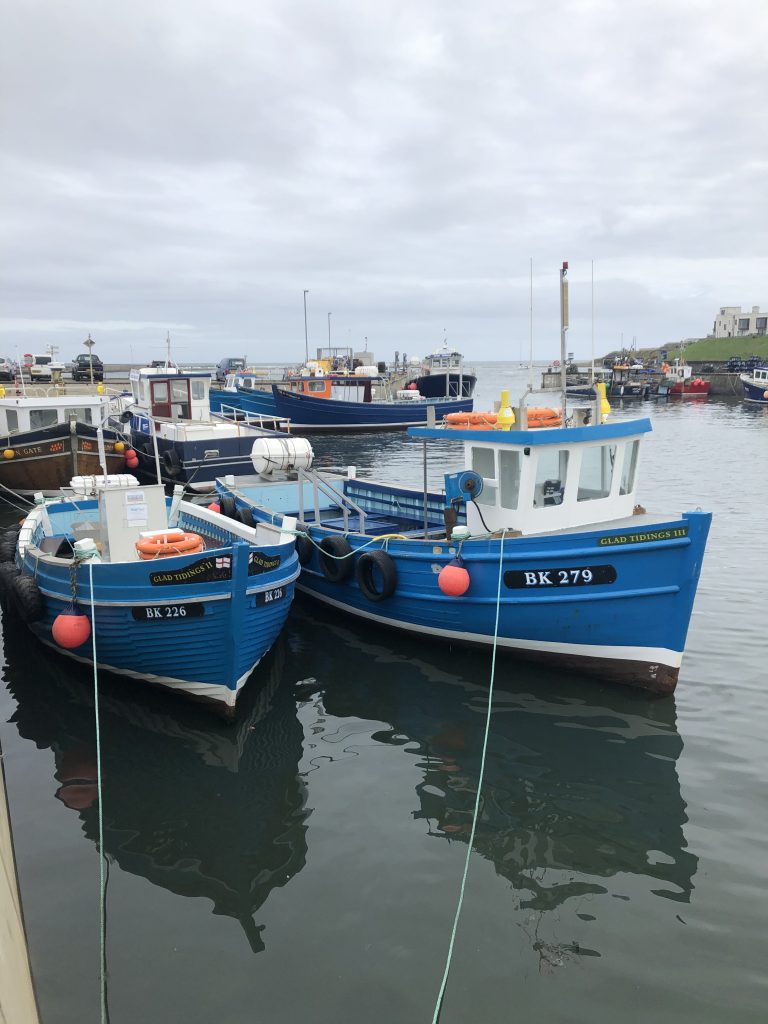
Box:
left=23, top=352, right=66, bottom=382
left=0, top=356, right=17, bottom=382
left=71, top=353, right=104, bottom=381
left=216, top=356, right=246, bottom=383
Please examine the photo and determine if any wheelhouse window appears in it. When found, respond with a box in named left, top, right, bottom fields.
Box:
left=6, top=409, right=18, bottom=432
left=29, top=408, right=58, bottom=429
left=191, top=380, right=206, bottom=400
left=533, top=448, right=569, bottom=507
left=620, top=440, right=640, bottom=495
left=471, top=446, right=497, bottom=506
left=577, top=444, right=616, bottom=502
left=499, top=449, right=521, bottom=510
left=170, top=379, right=191, bottom=417
left=64, top=407, right=93, bottom=424
left=151, top=381, right=169, bottom=404
left=308, top=380, right=326, bottom=392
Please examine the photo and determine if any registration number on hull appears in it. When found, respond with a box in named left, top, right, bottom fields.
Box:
left=504, top=565, right=616, bottom=589
left=132, top=603, right=205, bottom=621
left=255, top=587, right=286, bottom=605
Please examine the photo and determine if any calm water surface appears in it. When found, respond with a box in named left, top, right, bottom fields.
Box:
left=1, top=364, right=766, bottom=1023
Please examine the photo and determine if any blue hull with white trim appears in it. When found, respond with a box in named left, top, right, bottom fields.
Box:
left=270, top=385, right=473, bottom=432
left=9, top=496, right=299, bottom=714
left=215, top=410, right=711, bottom=694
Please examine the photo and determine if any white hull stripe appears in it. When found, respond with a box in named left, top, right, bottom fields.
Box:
left=36, top=635, right=262, bottom=708
left=298, top=585, right=683, bottom=669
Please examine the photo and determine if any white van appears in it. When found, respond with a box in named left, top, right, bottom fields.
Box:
left=21, top=352, right=67, bottom=382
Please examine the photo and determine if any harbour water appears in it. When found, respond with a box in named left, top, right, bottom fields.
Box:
left=1, top=364, right=766, bottom=1023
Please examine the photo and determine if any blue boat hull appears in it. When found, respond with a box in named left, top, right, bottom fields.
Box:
left=209, top=387, right=280, bottom=418
left=270, top=386, right=474, bottom=431
left=220, top=478, right=710, bottom=692
left=14, top=500, right=300, bottom=713
left=407, top=371, right=477, bottom=398
left=742, top=378, right=768, bottom=403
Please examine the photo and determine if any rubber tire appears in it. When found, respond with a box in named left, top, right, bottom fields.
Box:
left=0, top=562, right=20, bottom=613
left=355, top=549, right=397, bottom=602
left=319, top=536, right=353, bottom=582
left=162, top=448, right=182, bottom=478
left=219, top=494, right=237, bottom=519
left=0, top=526, right=21, bottom=563
left=236, top=507, right=255, bottom=528
left=12, top=575, right=45, bottom=623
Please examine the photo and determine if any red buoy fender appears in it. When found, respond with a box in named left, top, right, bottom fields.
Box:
left=438, top=557, right=471, bottom=597
left=52, top=610, right=92, bottom=649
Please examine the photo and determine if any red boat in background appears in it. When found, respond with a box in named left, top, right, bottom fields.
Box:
left=665, top=362, right=711, bottom=398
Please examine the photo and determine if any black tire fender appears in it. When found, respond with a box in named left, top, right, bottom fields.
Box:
left=162, top=448, right=182, bottom=477
left=236, top=507, right=255, bottom=528
left=219, top=494, right=237, bottom=519
left=0, top=525, right=21, bottom=563
left=0, top=562, right=21, bottom=612
left=355, top=549, right=398, bottom=602
left=319, top=536, right=353, bottom=582
left=12, top=574, right=45, bottom=623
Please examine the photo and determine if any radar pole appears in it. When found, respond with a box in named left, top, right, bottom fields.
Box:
left=559, top=261, right=569, bottom=422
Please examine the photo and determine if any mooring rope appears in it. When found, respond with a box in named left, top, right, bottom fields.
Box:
left=430, top=528, right=507, bottom=1024
left=88, top=562, right=109, bottom=1024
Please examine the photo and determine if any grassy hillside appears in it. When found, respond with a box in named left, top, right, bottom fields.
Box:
left=664, top=337, right=768, bottom=361
left=602, top=336, right=768, bottom=364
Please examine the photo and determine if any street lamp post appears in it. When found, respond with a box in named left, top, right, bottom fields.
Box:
left=303, top=290, right=309, bottom=364
left=327, top=312, right=332, bottom=348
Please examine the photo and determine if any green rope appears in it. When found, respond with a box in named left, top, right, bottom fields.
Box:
left=88, top=563, right=108, bottom=1024
left=430, top=528, right=507, bottom=1024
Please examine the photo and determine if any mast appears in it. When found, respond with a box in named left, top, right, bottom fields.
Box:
left=559, top=261, right=569, bottom=422
left=591, top=260, right=595, bottom=384
left=528, top=257, right=533, bottom=392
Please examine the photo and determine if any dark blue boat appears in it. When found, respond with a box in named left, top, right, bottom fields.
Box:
left=269, top=383, right=473, bottom=432
left=741, top=366, right=768, bottom=403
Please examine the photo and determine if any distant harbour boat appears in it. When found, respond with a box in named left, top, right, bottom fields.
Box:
left=269, top=382, right=473, bottom=432
left=740, top=365, right=768, bottom=403
left=405, top=345, right=476, bottom=398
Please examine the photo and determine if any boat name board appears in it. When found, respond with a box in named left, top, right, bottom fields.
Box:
left=505, top=565, right=616, bottom=589
left=254, top=586, right=286, bottom=605
left=131, top=603, right=205, bottom=621
left=248, top=551, right=281, bottom=575
left=598, top=525, right=689, bottom=547
left=149, top=555, right=232, bottom=586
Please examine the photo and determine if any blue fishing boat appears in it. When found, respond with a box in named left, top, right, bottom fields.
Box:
left=215, top=388, right=711, bottom=694
left=405, top=344, right=477, bottom=398
left=269, top=381, right=473, bottom=432
left=740, top=365, right=768, bottom=403
left=120, top=366, right=289, bottom=490
left=0, top=477, right=299, bottom=714
left=209, top=372, right=333, bottom=419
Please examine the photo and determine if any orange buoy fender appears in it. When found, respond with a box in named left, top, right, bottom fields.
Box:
left=52, top=610, right=92, bottom=649
left=438, top=556, right=470, bottom=597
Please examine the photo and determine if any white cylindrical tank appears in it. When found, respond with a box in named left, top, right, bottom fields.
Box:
left=396, top=389, right=422, bottom=400
left=251, top=436, right=314, bottom=476
left=354, top=365, right=379, bottom=376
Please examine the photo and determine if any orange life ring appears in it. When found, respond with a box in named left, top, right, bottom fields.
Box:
left=445, top=411, right=498, bottom=429
left=526, top=406, right=563, bottom=428
left=136, top=532, right=204, bottom=560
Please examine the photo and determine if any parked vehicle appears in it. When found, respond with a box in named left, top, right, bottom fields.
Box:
left=22, top=352, right=66, bottom=382
left=216, top=357, right=246, bottom=383
left=71, top=353, right=104, bottom=381
left=0, top=356, right=17, bottom=382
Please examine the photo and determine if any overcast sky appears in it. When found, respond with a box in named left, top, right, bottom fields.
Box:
left=2, top=0, right=767, bottom=365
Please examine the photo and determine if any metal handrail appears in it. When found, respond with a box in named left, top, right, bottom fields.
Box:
left=297, top=467, right=366, bottom=533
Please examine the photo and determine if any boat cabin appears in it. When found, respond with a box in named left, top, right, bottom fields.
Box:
left=225, top=372, right=333, bottom=400
left=130, top=367, right=213, bottom=423
left=423, top=348, right=465, bottom=373
left=0, top=394, right=115, bottom=436
left=411, top=416, right=651, bottom=537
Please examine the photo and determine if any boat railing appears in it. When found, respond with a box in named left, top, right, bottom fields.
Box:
left=297, top=467, right=366, bottom=533
left=215, top=403, right=290, bottom=432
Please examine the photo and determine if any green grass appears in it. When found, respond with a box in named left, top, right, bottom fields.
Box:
left=602, top=336, right=768, bottom=364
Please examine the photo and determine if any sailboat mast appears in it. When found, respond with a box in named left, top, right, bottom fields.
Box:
left=560, top=261, right=569, bottom=421
left=528, top=257, right=533, bottom=392
left=591, top=259, right=595, bottom=384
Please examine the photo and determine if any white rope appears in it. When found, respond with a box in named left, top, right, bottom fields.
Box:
left=430, top=529, right=507, bottom=1023
left=88, top=562, right=108, bottom=1024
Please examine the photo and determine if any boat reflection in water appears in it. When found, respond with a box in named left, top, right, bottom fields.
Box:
left=3, top=624, right=308, bottom=955
left=291, top=602, right=698, bottom=968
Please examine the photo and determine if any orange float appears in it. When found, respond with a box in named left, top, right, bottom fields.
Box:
left=135, top=531, right=204, bottom=560
left=526, top=407, right=563, bottom=428
left=445, top=411, right=498, bottom=430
